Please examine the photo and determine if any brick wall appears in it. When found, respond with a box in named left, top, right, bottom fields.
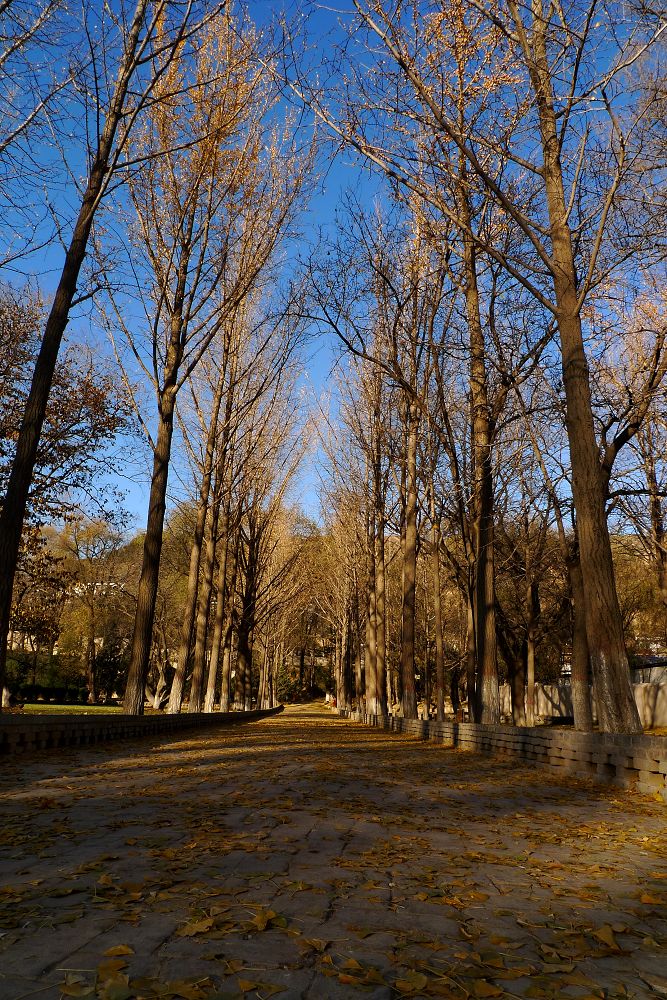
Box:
left=0, top=706, right=284, bottom=756
left=338, top=709, right=667, bottom=802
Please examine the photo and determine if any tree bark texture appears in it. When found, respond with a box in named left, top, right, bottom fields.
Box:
left=373, top=511, right=388, bottom=717
left=568, top=545, right=594, bottom=732
left=511, top=644, right=527, bottom=727
left=645, top=445, right=667, bottom=615
left=430, top=519, right=446, bottom=723
left=400, top=403, right=419, bottom=719
left=168, top=382, right=226, bottom=713
left=525, top=4, right=641, bottom=734
left=204, top=524, right=229, bottom=712
left=123, top=396, right=177, bottom=715
left=365, top=506, right=377, bottom=715
left=465, top=588, right=477, bottom=720
left=188, top=496, right=219, bottom=712
left=458, top=177, right=499, bottom=724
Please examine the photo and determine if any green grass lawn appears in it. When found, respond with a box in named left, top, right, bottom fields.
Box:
left=16, top=703, right=123, bottom=715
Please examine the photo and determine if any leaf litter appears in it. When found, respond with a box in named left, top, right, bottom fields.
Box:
left=0, top=705, right=664, bottom=999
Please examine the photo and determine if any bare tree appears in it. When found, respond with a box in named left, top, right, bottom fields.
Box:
left=0, top=0, right=72, bottom=266
left=0, top=0, right=218, bottom=707
left=293, top=0, right=667, bottom=731
left=107, top=10, right=310, bottom=713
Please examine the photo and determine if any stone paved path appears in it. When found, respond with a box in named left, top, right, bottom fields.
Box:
left=0, top=704, right=666, bottom=1000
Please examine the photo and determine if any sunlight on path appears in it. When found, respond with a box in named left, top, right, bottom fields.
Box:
left=0, top=703, right=665, bottom=999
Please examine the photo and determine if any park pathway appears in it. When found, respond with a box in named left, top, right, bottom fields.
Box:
left=0, top=703, right=665, bottom=1000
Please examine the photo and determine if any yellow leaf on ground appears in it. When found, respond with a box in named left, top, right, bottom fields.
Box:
left=592, top=925, right=620, bottom=950
left=301, top=937, right=328, bottom=952
left=470, top=981, right=504, bottom=998
left=395, top=971, right=429, bottom=993
left=166, top=979, right=213, bottom=999
left=59, top=985, right=95, bottom=998
left=103, top=944, right=135, bottom=957
left=97, top=958, right=128, bottom=978
left=250, top=907, right=277, bottom=931
left=237, top=979, right=286, bottom=997
left=176, top=916, right=214, bottom=937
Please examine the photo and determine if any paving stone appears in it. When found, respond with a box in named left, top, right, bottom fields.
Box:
left=0, top=704, right=665, bottom=1000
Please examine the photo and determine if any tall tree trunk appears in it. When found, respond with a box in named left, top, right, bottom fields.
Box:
left=374, top=509, right=388, bottom=717
left=123, top=395, right=177, bottom=715
left=209, top=535, right=235, bottom=713
left=235, top=622, right=251, bottom=710
left=258, top=633, right=270, bottom=709
left=204, top=522, right=230, bottom=713
left=244, top=630, right=253, bottom=710
left=0, top=0, right=151, bottom=705
left=400, top=402, right=419, bottom=719
left=567, top=543, right=594, bottom=731
left=645, top=446, right=667, bottom=617
left=220, top=632, right=233, bottom=712
left=465, top=586, right=477, bottom=720
left=512, top=642, right=528, bottom=726
left=168, top=383, right=226, bottom=713
left=365, top=506, right=377, bottom=716
left=86, top=631, right=97, bottom=705
left=271, top=642, right=282, bottom=709
left=458, top=174, right=499, bottom=724
left=525, top=635, right=536, bottom=728
left=339, top=606, right=351, bottom=710
left=430, top=519, right=446, bottom=723
left=188, top=498, right=219, bottom=712
left=525, top=582, right=539, bottom=727
left=298, top=643, right=306, bottom=691
left=354, top=621, right=363, bottom=707
left=524, top=5, right=641, bottom=734
left=235, top=541, right=255, bottom=711
left=450, top=665, right=461, bottom=715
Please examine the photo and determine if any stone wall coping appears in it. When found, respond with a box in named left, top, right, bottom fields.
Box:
left=0, top=706, right=284, bottom=755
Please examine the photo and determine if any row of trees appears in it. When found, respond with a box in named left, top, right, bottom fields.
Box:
left=297, top=0, right=667, bottom=733
left=0, top=2, right=316, bottom=715
left=8, top=496, right=322, bottom=712
left=1, top=0, right=666, bottom=732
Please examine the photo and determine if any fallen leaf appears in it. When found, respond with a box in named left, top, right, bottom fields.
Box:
left=592, top=925, right=620, bottom=951
left=640, top=973, right=667, bottom=997
left=97, top=958, right=129, bottom=978
left=176, top=916, right=214, bottom=937
left=59, top=985, right=95, bottom=998
left=301, top=937, right=328, bottom=952
left=104, top=944, right=135, bottom=957
left=395, top=970, right=429, bottom=993
left=470, top=982, right=504, bottom=998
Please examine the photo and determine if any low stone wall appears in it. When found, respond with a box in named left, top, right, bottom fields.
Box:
left=338, top=709, right=667, bottom=802
left=0, top=705, right=284, bottom=756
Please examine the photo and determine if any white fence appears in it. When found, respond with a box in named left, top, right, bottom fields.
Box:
left=499, top=683, right=667, bottom=728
